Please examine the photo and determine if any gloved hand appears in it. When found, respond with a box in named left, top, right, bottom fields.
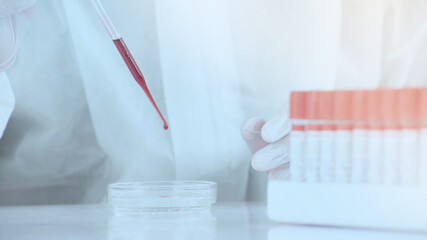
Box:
left=0, top=0, right=36, bottom=71
left=241, top=105, right=291, bottom=180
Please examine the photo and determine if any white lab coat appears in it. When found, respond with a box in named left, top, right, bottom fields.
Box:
left=1, top=0, right=426, bottom=205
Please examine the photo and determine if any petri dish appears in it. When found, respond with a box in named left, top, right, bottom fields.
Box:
left=108, top=181, right=217, bottom=216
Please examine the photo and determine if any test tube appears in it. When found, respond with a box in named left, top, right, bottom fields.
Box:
left=381, top=89, right=400, bottom=185
left=366, top=90, right=383, bottom=184
left=351, top=90, right=367, bottom=184
left=305, top=91, right=321, bottom=182
left=319, top=91, right=335, bottom=183
left=420, top=88, right=427, bottom=185
left=289, top=92, right=307, bottom=182
left=333, top=91, right=352, bottom=183
left=398, top=89, right=420, bottom=185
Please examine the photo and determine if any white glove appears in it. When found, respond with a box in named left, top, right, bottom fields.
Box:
left=241, top=105, right=291, bottom=180
left=0, top=0, right=36, bottom=71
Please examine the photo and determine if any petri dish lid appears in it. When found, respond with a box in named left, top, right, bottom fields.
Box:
left=108, top=181, right=217, bottom=214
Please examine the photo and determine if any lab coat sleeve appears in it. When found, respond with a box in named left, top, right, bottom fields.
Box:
left=0, top=72, right=15, bottom=139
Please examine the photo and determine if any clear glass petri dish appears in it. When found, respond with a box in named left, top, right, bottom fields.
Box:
left=108, top=181, right=217, bottom=216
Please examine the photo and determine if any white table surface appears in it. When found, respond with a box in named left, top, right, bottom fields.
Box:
left=0, top=202, right=425, bottom=240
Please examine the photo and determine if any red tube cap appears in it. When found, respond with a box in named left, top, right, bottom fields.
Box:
left=421, top=88, right=427, bottom=128
left=319, top=91, right=334, bottom=130
left=306, top=91, right=320, bottom=130
left=367, top=90, right=382, bottom=130
left=290, top=91, right=306, bottom=131
left=334, top=90, right=352, bottom=130
left=352, top=90, right=367, bottom=129
left=397, top=88, right=419, bottom=129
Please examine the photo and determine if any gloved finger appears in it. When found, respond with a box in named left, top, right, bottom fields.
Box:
left=252, top=136, right=289, bottom=172
left=261, top=104, right=291, bottom=143
left=268, top=163, right=290, bottom=180
left=241, top=117, right=268, bottom=154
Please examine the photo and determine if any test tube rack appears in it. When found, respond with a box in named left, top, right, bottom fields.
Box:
left=267, top=88, right=427, bottom=232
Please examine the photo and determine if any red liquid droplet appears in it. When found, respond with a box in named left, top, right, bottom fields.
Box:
left=113, top=38, right=168, bottom=130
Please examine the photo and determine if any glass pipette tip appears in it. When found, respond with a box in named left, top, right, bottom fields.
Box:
left=91, top=0, right=168, bottom=130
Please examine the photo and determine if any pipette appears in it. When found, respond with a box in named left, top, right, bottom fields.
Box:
left=91, top=0, right=168, bottom=130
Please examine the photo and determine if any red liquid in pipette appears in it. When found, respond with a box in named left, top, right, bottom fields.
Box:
left=113, top=38, right=168, bottom=130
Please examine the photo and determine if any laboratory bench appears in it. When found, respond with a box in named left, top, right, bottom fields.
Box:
left=0, top=202, right=425, bottom=240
